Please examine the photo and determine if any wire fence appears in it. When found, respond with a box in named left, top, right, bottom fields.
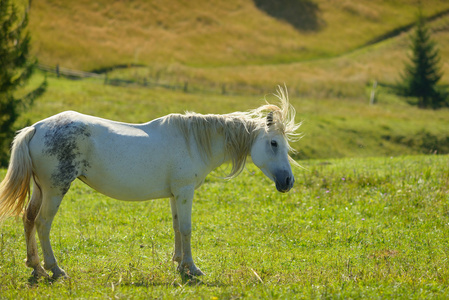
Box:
left=37, top=63, right=270, bottom=96
left=38, top=63, right=381, bottom=100
left=38, top=64, right=104, bottom=79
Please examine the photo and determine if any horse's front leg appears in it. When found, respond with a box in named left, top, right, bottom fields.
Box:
left=172, top=186, right=204, bottom=276
left=169, top=197, right=182, bottom=263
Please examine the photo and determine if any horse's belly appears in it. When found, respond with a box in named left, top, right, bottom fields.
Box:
left=78, top=170, right=173, bottom=201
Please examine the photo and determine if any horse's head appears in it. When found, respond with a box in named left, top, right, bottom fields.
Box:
left=250, top=112, right=295, bottom=193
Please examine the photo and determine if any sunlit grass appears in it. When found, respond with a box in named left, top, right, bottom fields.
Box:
left=1, top=155, right=448, bottom=298
left=98, top=12, right=449, bottom=101
left=3, top=1, right=449, bottom=297
left=28, top=0, right=449, bottom=70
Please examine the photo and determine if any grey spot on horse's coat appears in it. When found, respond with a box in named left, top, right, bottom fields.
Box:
left=43, top=115, right=91, bottom=194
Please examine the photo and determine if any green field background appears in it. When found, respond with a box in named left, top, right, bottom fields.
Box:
left=1, top=0, right=449, bottom=298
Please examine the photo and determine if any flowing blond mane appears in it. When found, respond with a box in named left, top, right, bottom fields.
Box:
left=162, top=86, right=301, bottom=177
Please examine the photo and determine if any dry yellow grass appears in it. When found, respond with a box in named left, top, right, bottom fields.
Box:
left=106, top=14, right=449, bottom=101
left=28, top=0, right=449, bottom=72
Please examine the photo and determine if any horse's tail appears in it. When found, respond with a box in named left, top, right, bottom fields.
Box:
left=0, top=127, right=36, bottom=220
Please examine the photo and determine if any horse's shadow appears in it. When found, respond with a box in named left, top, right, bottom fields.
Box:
left=27, top=275, right=59, bottom=287
left=26, top=269, right=226, bottom=288
left=120, top=274, right=226, bottom=289
left=179, top=273, right=225, bottom=287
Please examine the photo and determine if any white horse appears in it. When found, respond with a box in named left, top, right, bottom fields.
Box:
left=0, top=86, right=301, bottom=279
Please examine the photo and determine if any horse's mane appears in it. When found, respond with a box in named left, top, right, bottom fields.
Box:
left=162, top=86, right=301, bottom=177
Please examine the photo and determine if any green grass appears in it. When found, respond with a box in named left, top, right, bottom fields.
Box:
left=1, top=154, right=448, bottom=298
left=2, top=1, right=449, bottom=297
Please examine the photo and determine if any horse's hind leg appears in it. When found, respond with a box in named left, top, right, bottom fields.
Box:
left=22, top=180, right=48, bottom=278
left=35, top=187, right=68, bottom=279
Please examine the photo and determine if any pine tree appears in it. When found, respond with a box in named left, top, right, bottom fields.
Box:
left=0, top=0, right=46, bottom=167
left=400, top=10, right=446, bottom=109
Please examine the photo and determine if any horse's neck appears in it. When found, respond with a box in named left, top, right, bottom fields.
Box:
left=206, top=119, right=259, bottom=174
left=206, top=131, right=231, bottom=169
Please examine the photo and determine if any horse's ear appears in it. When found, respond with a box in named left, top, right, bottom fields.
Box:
left=266, top=112, right=274, bottom=127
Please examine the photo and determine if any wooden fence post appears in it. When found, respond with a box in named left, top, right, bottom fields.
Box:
left=370, top=80, right=377, bottom=105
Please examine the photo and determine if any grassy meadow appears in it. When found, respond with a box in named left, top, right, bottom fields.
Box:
left=0, top=155, right=448, bottom=298
left=1, top=0, right=449, bottom=298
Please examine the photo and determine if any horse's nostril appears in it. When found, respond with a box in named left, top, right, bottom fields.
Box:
left=285, top=176, right=291, bottom=186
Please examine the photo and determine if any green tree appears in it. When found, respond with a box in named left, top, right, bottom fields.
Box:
left=400, top=10, right=446, bottom=109
left=0, top=0, right=46, bottom=167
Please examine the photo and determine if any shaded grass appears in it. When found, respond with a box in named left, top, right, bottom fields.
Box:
left=0, top=155, right=448, bottom=298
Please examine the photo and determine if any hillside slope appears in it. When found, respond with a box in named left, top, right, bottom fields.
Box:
left=28, top=0, right=449, bottom=70
left=97, top=11, right=449, bottom=101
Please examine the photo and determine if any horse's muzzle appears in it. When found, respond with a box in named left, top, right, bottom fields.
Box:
left=274, top=170, right=294, bottom=193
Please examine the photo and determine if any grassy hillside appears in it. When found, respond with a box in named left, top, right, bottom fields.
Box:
left=28, top=0, right=449, bottom=70
left=22, top=0, right=449, bottom=101
left=103, top=12, right=449, bottom=100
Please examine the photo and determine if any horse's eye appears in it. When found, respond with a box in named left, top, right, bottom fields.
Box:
left=271, top=140, right=278, bottom=148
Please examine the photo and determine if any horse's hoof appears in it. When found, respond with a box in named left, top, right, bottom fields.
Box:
left=52, top=272, right=69, bottom=280
left=51, top=266, right=69, bottom=280
left=178, top=264, right=205, bottom=277
left=191, top=268, right=205, bottom=276
left=32, top=266, right=50, bottom=279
